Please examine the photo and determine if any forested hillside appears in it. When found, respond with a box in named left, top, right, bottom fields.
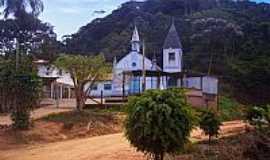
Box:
left=64, top=0, right=270, bottom=105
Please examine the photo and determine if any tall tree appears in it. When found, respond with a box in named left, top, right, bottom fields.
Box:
left=0, top=0, right=58, bottom=62
left=54, top=54, right=111, bottom=111
left=0, top=0, right=44, bottom=18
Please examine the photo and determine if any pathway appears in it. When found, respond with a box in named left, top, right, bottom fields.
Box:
left=0, top=121, right=247, bottom=160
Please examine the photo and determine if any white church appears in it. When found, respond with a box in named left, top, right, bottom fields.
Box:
left=90, top=22, right=218, bottom=98
left=36, top=22, right=218, bottom=107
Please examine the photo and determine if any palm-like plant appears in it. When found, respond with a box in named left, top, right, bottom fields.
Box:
left=0, top=0, right=44, bottom=18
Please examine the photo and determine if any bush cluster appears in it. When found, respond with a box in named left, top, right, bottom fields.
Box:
left=124, top=89, right=196, bottom=160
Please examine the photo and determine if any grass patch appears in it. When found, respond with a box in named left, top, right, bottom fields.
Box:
left=41, top=110, right=118, bottom=125
left=89, top=106, right=126, bottom=114
left=219, top=96, right=246, bottom=122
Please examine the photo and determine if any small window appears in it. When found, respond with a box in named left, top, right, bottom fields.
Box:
left=46, top=67, right=50, bottom=75
left=91, top=84, right=98, bottom=90
left=132, top=62, right=137, bottom=67
left=58, top=69, right=63, bottom=76
left=104, top=84, right=112, bottom=90
left=169, top=52, right=175, bottom=61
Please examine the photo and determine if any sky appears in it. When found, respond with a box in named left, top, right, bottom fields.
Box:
left=39, top=0, right=270, bottom=39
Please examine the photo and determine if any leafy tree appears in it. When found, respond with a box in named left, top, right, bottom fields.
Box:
left=0, top=18, right=57, bottom=56
left=0, top=0, right=44, bottom=18
left=124, top=89, right=195, bottom=160
left=0, top=0, right=59, bottom=61
left=199, top=109, right=221, bottom=144
left=0, top=56, right=41, bottom=129
left=54, top=54, right=111, bottom=111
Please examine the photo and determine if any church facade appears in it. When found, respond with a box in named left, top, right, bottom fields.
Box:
left=90, top=22, right=218, bottom=98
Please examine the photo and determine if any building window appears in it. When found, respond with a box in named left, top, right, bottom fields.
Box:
left=91, top=84, right=98, bottom=90
left=46, top=66, right=50, bottom=75
left=168, top=77, right=177, bottom=88
left=132, top=62, right=137, bottom=67
left=58, top=69, right=63, bottom=76
left=104, top=84, right=112, bottom=90
left=169, top=52, right=175, bottom=61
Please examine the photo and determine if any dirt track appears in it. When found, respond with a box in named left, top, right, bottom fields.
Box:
left=0, top=121, right=246, bottom=160
left=0, top=133, right=144, bottom=160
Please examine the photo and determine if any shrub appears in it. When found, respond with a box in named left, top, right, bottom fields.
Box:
left=11, top=73, right=41, bottom=130
left=219, top=96, right=244, bottom=121
left=124, top=89, right=195, bottom=160
left=11, top=110, right=31, bottom=129
left=246, top=105, right=270, bottom=130
left=199, top=109, right=221, bottom=144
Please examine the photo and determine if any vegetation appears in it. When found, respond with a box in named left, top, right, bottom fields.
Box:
left=0, top=57, right=41, bottom=129
left=0, top=0, right=44, bottom=18
left=64, top=0, right=270, bottom=105
left=246, top=105, right=270, bottom=130
left=0, top=0, right=46, bottom=129
left=219, top=96, right=245, bottom=122
left=0, top=0, right=59, bottom=61
left=124, top=89, right=195, bottom=160
left=42, top=110, right=118, bottom=126
left=191, top=131, right=270, bottom=160
left=54, top=54, right=111, bottom=111
left=199, top=109, right=221, bottom=144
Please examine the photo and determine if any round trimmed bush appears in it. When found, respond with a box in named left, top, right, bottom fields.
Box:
left=124, top=89, right=195, bottom=160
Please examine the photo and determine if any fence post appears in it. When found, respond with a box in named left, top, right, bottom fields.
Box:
left=101, top=90, right=103, bottom=105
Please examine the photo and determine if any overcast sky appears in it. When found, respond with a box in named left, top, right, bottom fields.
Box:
left=39, top=0, right=270, bottom=39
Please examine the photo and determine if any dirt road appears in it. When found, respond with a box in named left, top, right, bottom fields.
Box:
left=0, top=133, right=144, bottom=160
left=0, top=121, right=246, bottom=160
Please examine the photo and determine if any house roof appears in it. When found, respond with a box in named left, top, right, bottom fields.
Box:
left=163, top=22, right=182, bottom=49
left=33, top=59, right=49, bottom=64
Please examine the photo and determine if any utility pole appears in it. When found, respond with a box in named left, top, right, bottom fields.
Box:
left=142, top=40, right=146, bottom=92
left=15, top=38, right=19, bottom=71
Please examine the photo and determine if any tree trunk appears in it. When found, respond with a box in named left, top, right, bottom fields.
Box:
left=76, top=97, right=85, bottom=111
left=75, top=85, right=86, bottom=111
left=160, top=152, right=164, bottom=160
left=154, top=153, right=164, bottom=160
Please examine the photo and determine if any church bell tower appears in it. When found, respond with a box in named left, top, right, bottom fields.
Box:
left=163, top=22, right=183, bottom=73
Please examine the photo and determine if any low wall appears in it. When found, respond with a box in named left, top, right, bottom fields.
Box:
left=186, top=89, right=217, bottom=109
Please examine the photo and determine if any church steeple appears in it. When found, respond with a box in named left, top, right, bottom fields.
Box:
left=163, top=20, right=183, bottom=73
left=163, top=21, right=182, bottom=49
left=131, top=25, right=140, bottom=52
left=151, top=53, right=158, bottom=71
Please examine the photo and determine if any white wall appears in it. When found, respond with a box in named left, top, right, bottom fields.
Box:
left=163, top=48, right=183, bottom=73
left=112, top=51, right=157, bottom=95
left=88, top=81, right=113, bottom=97
left=202, top=76, right=218, bottom=95
left=37, top=64, right=74, bottom=86
left=186, top=77, right=202, bottom=89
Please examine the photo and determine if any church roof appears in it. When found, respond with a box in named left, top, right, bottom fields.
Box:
left=163, top=22, right=182, bottom=49
left=131, top=25, right=140, bottom=42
